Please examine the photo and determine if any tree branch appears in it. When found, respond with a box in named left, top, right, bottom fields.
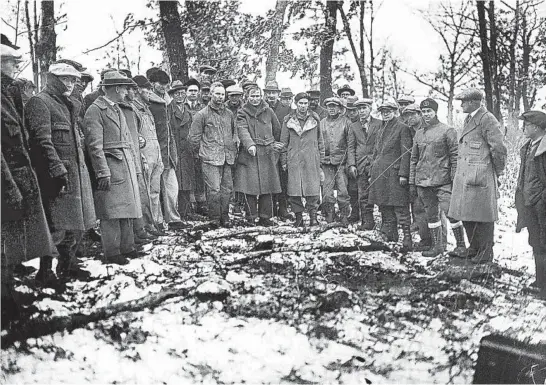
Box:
left=82, top=19, right=156, bottom=55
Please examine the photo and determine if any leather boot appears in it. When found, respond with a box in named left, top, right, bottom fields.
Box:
left=324, top=204, right=335, bottom=224
left=470, top=244, right=494, bottom=264
left=400, top=225, right=413, bottom=253
left=309, top=210, right=319, bottom=226
left=359, top=213, right=375, bottom=230
left=450, top=223, right=467, bottom=257
left=422, top=225, right=443, bottom=257
left=340, top=206, right=350, bottom=227
left=196, top=201, right=208, bottom=216
left=294, top=212, right=304, bottom=227
left=36, top=256, right=60, bottom=288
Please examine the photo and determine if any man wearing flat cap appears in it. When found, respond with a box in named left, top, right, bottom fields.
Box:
left=83, top=71, right=142, bottom=265
left=199, top=65, right=217, bottom=84
left=368, top=98, right=414, bottom=251
left=398, top=95, right=416, bottom=124
left=320, top=97, right=352, bottom=225
left=26, top=62, right=97, bottom=278
left=200, top=81, right=212, bottom=106
left=449, top=88, right=507, bottom=264
left=2, top=35, right=60, bottom=304
left=409, top=98, right=465, bottom=258
left=347, top=98, right=382, bottom=230
left=307, top=89, right=328, bottom=120
left=515, top=110, right=546, bottom=299
left=280, top=88, right=294, bottom=109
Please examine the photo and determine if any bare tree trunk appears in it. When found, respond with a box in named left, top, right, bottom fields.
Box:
left=476, top=1, right=494, bottom=114
left=521, top=17, right=531, bottom=111
left=320, top=0, right=338, bottom=104
left=369, top=0, right=375, bottom=97
left=159, top=1, right=189, bottom=82
left=507, top=0, right=520, bottom=129
left=37, top=0, right=56, bottom=87
left=487, top=1, right=502, bottom=122
left=265, top=0, right=288, bottom=83
left=24, top=0, right=39, bottom=88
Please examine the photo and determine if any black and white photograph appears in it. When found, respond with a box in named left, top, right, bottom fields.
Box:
left=1, top=0, right=546, bottom=383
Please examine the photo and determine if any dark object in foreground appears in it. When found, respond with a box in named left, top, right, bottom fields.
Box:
left=473, top=334, right=546, bottom=384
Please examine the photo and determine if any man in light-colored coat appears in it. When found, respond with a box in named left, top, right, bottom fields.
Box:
left=26, top=63, right=96, bottom=278
left=449, top=88, right=507, bottom=264
left=83, top=71, right=142, bottom=265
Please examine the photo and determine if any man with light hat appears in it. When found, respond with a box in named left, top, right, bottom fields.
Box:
left=515, top=110, right=546, bottom=299
left=347, top=97, right=381, bottom=230
left=398, top=95, right=416, bottom=124
left=83, top=71, right=142, bottom=265
left=225, top=85, right=244, bottom=116
left=449, top=88, right=507, bottom=264
left=409, top=98, right=464, bottom=259
left=25, top=61, right=97, bottom=278
left=320, top=97, right=352, bottom=225
left=2, top=35, right=61, bottom=307
left=368, top=98, right=413, bottom=251
left=199, top=65, right=217, bottom=83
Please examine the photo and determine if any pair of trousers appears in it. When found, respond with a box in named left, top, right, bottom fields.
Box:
left=274, top=165, right=289, bottom=216
left=463, top=221, right=494, bottom=252
left=137, top=173, right=154, bottom=228
left=52, top=229, right=84, bottom=259
left=348, top=176, right=359, bottom=218
left=417, top=185, right=458, bottom=224
left=356, top=172, right=374, bottom=222
left=524, top=200, right=546, bottom=290
left=288, top=195, right=320, bottom=214
left=141, top=150, right=164, bottom=226
left=202, top=162, right=233, bottom=221
left=322, top=164, right=350, bottom=210
left=243, top=194, right=274, bottom=219
left=160, top=167, right=182, bottom=223
left=178, top=190, right=193, bottom=218
left=100, top=218, right=134, bottom=257
left=380, top=205, right=411, bottom=229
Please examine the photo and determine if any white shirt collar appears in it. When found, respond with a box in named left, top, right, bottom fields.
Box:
left=468, top=107, right=480, bottom=119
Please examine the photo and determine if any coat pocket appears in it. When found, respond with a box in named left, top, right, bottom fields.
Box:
left=465, top=163, right=488, bottom=188
left=468, top=141, right=482, bottom=155
left=104, top=149, right=126, bottom=185
left=52, top=123, right=71, bottom=145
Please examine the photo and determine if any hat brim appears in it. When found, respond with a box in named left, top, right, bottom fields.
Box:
left=168, top=86, right=187, bottom=94
left=337, top=88, right=355, bottom=96
left=264, top=88, right=281, bottom=92
left=99, top=80, right=136, bottom=87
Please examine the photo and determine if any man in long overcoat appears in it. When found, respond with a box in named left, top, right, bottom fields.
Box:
left=449, top=88, right=507, bottom=264
left=515, top=111, right=546, bottom=298
left=281, top=92, right=325, bottom=227
left=189, top=82, right=238, bottom=227
left=83, top=71, right=142, bottom=264
left=368, top=99, right=413, bottom=251
left=347, top=98, right=381, bottom=230
left=2, top=38, right=59, bottom=315
left=26, top=63, right=96, bottom=277
left=234, top=85, right=283, bottom=226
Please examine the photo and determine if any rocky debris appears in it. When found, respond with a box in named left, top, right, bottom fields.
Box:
left=195, top=280, right=232, bottom=301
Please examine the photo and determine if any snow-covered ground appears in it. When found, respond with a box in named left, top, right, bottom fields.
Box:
left=2, top=202, right=545, bottom=384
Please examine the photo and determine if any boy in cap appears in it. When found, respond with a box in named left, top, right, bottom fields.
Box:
left=409, top=98, right=465, bottom=258
left=515, top=110, right=546, bottom=299
left=320, top=97, right=352, bottom=225
left=449, top=88, right=507, bottom=264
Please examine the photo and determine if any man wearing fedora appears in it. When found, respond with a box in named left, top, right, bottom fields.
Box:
left=449, top=88, right=507, bottom=264
left=307, top=89, right=328, bottom=120
left=337, top=84, right=356, bottom=101
left=26, top=62, right=96, bottom=278
left=321, top=97, right=352, bottom=225
left=515, top=110, right=546, bottom=299
left=83, top=71, right=142, bottom=265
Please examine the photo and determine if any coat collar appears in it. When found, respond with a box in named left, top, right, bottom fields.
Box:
left=534, top=134, right=546, bottom=157
left=461, top=106, right=487, bottom=138
left=241, top=100, right=267, bottom=117
left=94, top=96, right=121, bottom=127
left=286, top=112, right=318, bottom=137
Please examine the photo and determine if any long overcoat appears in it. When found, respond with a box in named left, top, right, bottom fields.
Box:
left=1, top=72, right=57, bottom=262
left=149, top=93, right=177, bottom=169
left=234, top=101, right=282, bottom=195
left=368, top=117, right=413, bottom=206
left=448, top=107, right=507, bottom=222
left=83, top=96, right=142, bottom=220
left=168, top=101, right=195, bottom=191
left=280, top=111, right=325, bottom=197
left=26, top=73, right=96, bottom=231
left=347, top=117, right=382, bottom=176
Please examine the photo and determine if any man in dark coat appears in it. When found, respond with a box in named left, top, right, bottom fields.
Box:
left=2, top=39, right=59, bottom=314
left=449, top=88, right=507, bottom=264
left=189, top=82, right=238, bottom=227
left=281, top=92, right=325, bottom=227
left=515, top=110, right=546, bottom=299
left=225, top=85, right=245, bottom=215
left=320, top=97, right=352, bottom=225
left=234, top=85, right=283, bottom=226
left=347, top=98, right=381, bottom=230
left=264, top=80, right=292, bottom=221
left=307, top=90, right=328, bottom=120
left=26, top=62, right=97, bottom=277
left=345, top=96, right=360, bottom=223
left=409, top=98, right=465, bottom=258
left=369, top=99, right=413, bottom=251
left=83, top=71, right=142, bottom=265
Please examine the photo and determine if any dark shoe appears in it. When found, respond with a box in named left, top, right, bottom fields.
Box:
left=278, top=209, right=294, bottom=221
left=449, top=247, right=477, bottom=259
left=35, top=256, right=60, bottom=288
left=470, top=247, right=494, bottom=264
left=450, top=224, right=467, bottom=256
left=89, top=227, right=102, bottom=242
left=136, top=231, right=156, bottom=240
left=324, top=206, right=335, bottom=224
left=294, top=212, right=304, bottom=228
left=169, top=222, right=187, bottom=230
left=413, top=240, right=432, bottom=252
left=146, top=227, right=166, bottom=237
left=358, top=220, right=375, bottom=231
left=220, top=218, right=232, bottom=228
left=422, top=226, right=443, bottom=258
left=258, top=217, right=274, bottom=227
left=401, top=225, right=413, bottom=253
left=134, top=236, right=152, bottom=245
left=196, top=202, right=208, bottom=216
left=309, top=211, right=319, bottom=226
left=103, top=254, right=129, bottom=265
left=56, top=253, right=83, bottom=278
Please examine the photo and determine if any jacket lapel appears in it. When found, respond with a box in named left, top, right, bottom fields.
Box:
left=460, top=106, right=486, bottom=140
left=534, top=135, right=546, bottom=157
left=105, top=104, right=121, bottom=128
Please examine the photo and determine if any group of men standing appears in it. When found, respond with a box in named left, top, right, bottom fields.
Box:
left=2, top=27, right=546, bottom=327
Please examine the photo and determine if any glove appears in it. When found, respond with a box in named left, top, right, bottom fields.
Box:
left=409, top=185, right=417, bottom=201
left=272, top=142, right=284, bottom=152
left=97, top=176, right=111, bottom=191
left=248, top=145, right=257, bottom=156
left=281, top=163, right=287, bottom=171
left=348, top=166, right=357, bottom=179
left=399, top=177, right=408, bottom=187
left=52, top=174, right=68, bottom=196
